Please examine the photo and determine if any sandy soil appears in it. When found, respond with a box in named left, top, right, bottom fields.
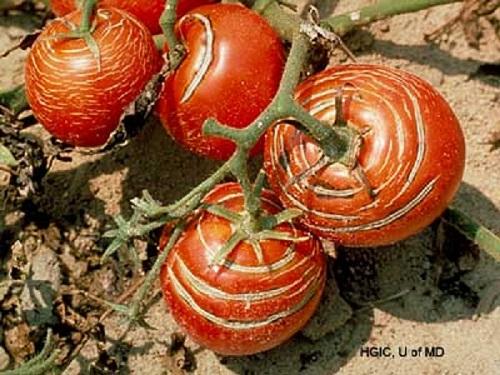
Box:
left=0, top=1, right=499, bottom=374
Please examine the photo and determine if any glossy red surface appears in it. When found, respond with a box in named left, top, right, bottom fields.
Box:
left=156, top=4, right=285, bottom=160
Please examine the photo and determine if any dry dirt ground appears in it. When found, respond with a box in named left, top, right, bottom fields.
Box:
left=0, top=1, right=499, bottom=374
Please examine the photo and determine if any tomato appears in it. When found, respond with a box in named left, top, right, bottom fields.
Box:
left=25, top=8, right=161, bottom=147
left=156, top=4, right=285, bottom=160
left=264, top=64, right=465, bottom=247
left=50, top=0, right=216, bottom=34
left=159, top=183, right=326, bottom=355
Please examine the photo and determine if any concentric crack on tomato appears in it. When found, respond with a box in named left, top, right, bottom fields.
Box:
left=24, top=7, right=162, bottom=147
left=264, top=64, right=465, bottom=247
left=159, top=183, right=326, bottom=355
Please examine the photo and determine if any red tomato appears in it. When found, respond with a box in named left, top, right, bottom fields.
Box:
left=264, top=64, right=465, bottom=247
left=159, top=183, right=326, bottom=355
left=50, top=0, right=216, bottom=34
left=156, top=4, right=285, bottom=160
left=25, top=8, right=161, bottom=147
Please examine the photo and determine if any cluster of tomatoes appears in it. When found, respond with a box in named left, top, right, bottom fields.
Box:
left=24, top=0, right=465, bottom=356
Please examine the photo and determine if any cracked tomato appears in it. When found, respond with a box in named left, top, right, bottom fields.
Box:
left=159, top=183, right=326, bottom=355
left=25, top=8, right=161, bottom=147
left=156, top=4, right=285, bottom=160
left=264, top=64, right=465, bottom=247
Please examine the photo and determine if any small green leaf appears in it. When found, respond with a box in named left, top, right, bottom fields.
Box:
left=101, top=238, right=125, bottom=263
left=205, top=204, right=242, bottom=222
left=102, top=229, right=119, bottom=238
left=210, top=231, right=245, bottom=266
left=112, top=214, right=125, bottom=226
left=0, top=143, right=17, bottom=167
left=135, top=317, right=156, bottom=330
left=258, top=230, right=309, bottom=242
left=102, top=301, right=130, bottom=315
left=0, top=328, right=59, bottom=375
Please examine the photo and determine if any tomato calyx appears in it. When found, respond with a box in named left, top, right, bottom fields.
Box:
left=287, top=89, right=364, bottom=192
left=318, top=88, right=363, bottom=168
left=46, top=0, right=102, bottom=69
left=204, top=201, right=306, bottom=267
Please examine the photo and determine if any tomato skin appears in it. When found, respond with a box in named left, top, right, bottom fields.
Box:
left=156, top=4, right=285, bottom=160
left=25, top=8, right=161, bottom=147
left=159, top=183, right=326, bottom=355
left=264, top=64, right=465, bottom=247
left=50, top=0, right=216, bottom=34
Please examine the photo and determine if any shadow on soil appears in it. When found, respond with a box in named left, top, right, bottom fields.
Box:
left=347, top=30, right=500, bottom=88
left=221, top=311, right=373, bottom=375
left=333, top=181, right=500, bottom=325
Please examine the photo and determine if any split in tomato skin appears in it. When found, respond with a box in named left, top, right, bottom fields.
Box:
left=159, top=183, right=326, bottom=355
left=156, top=4, right=285, bottom=160
left=50, top=0, right=217, bottom=34
left=24, top=7, right=162, bottom=147
left=264, top=64, right=466, bottom=247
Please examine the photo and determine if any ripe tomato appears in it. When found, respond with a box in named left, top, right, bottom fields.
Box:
left=156, top=4, right=285, bottom=160
left=50, top=0, right=216, bottom=34
left=25, top=8, right=161, bottom=147
left=264, top=64, right=465, bottom=247
left=159, top=183, right=326, bottom=355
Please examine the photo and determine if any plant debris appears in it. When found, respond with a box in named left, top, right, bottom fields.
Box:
left=0, top=31, right=40, bottom=59
left=20, top=246, right=61, bottom=327
left=425, top=0, right=500, bottom=48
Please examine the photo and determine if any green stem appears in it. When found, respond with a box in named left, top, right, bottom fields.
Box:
left=277, top=31, right=308, bottom=97
left=128, top=222, right=185, bottom=320
left=204, top=32, right=352, bottom=160
left=160, top=0, right=185, bottom=69
left=205, top=204, right=242, bottom=222
left=201, top=32, right=337, bottom=229
left=201, top=31, right=357, bottom=228
left=323, top=0, right=461, bottom=36
left=261, top=208, right=303, bottom=229
left=260, top=1, right=299, bottom=41
left=231, top=150, right=261, bottom=231
left=252, top=0, right=274, bottom=12
left=444, top=207, right=500, bottom=262
left=211, top=230, right=246, bottom=265
left=153, top=34, right=166, bottom=50
left=79, top=0, right=97, bottom=33
left=0, top=329, right=59, bottom=375
left=259, top=0, right=462, bottom=42
left=134, top=157, right=232, bottom=219
left=160, top=0, right=179, bottom=47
